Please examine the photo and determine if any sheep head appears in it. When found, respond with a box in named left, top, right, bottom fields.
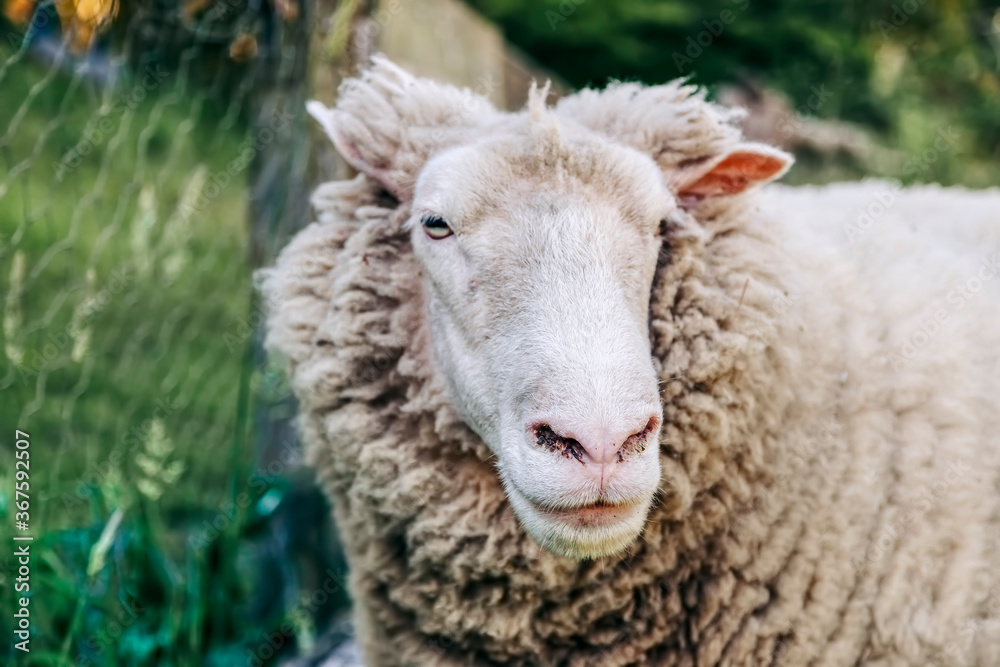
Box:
left=308, top=57, right=792, bottom=560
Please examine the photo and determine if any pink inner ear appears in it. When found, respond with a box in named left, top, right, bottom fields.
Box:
left=329, top=124, right=409, bottom=201
left=680, top=151, right=788, bottom=198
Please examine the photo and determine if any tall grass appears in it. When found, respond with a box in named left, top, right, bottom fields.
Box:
left=0, top=43, right=343, bottom=665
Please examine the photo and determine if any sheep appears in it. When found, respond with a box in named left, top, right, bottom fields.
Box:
left=259, top=56, right=1000, bottom=666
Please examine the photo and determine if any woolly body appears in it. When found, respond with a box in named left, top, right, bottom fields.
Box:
left=261, top=59, right=1000, bottom=666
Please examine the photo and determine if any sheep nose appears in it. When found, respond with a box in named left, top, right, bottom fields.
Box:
left=531, top=416, right=660, bottom=475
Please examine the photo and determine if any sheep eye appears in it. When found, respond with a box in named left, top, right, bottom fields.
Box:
left=421, top=215, right=453, bottom=240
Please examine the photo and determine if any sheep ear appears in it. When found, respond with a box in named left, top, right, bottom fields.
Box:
left=553, top=82, right=791, bottom=203
left=673, top=143, right=793, bottom=201
left=308, top=55, right=501, bottom=202
left=307, top=100, right=404, bottom=199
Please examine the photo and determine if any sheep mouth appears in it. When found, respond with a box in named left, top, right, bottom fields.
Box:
left=529, top=498, right=644, bottom=528
left=505, top=483, right=652, bottom=558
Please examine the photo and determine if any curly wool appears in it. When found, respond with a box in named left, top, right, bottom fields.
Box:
left=260, top=73, right=1000, bottom=666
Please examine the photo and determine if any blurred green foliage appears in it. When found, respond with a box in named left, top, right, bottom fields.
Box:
left=0, top=40, right=344, bottom=664
left=470, top=0, right=1000, bottom=186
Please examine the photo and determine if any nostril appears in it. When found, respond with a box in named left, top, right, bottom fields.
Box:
left=533, top=424, right=586, bottom=464
left=531, top=416, right=660, bottom=466
left=618, top=416, right=660, bottom=463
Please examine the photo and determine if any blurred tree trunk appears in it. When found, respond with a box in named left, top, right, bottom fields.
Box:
left=248, top=0, right=312, bottom=472
left=245, top=0, right=355, bottom=631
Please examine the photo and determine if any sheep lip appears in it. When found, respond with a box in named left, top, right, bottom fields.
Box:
left=529, top=499, right=643, bottom=526
left=505, top=485, right=651, bottom=557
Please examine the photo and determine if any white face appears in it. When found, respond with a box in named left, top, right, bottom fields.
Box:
left=408, top=132, right=675, bottom=559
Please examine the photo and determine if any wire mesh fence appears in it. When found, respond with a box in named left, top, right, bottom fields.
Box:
left=0, top=1, right=353, bottom=664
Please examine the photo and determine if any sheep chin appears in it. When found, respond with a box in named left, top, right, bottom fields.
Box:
left=504, top=483, right=653, bottom=560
